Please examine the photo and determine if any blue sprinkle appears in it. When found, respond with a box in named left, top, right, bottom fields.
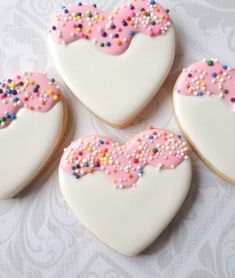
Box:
left=84, top=162, right=89, bottom=167
left=64, top=8, right=69, bottom=13
left=78, top=2, right=82, bottom=6
left=72, top=172, right=80, bottom=179
left=11, top=114, right=16, bottom=120
left=130, top=30, right=135, bottom=36
left=212, top=72, right=217, bottom=78
left=6, top=114, right=11, bottom=119
left=50, top=77, right=55, bottom=83
left=148, top=135, right=154, bottom=139
left=7, top=89, right=12, bottom=94
left=13, top=97, right=20, bottom=102
left=106, top=42, right=111, bottom=47
left=150, top=0, right=156, bottom=5
left=7, top=79, right=12, bottom=83
left=139, top=168, right=144, bottom=175
left=99, top=139, right=104, bottom=145
left=223, top=65, right=228, bottom=70
left=197, top=91, right=204, bottom=96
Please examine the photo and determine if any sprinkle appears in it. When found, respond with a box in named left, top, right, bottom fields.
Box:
left=50, top=1, right=171, bottom=55
left=130, top=30, right=135, bottom=36
left=0, top=72, right=61, bottom=129
left=176, top=59, right=235, bottom=109
left=207, top=60, right=214, bottom=67
left=61, top=128, right=189, bottom=188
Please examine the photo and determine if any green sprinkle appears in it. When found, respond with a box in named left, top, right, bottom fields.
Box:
left=223, top=89, right=229, bottom=94
left=207, top=60, right=214, bottom=67
left=152, top=148, right=158, bottom=153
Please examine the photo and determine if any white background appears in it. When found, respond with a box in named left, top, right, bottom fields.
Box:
left=0, top=0, right=235, bottom=277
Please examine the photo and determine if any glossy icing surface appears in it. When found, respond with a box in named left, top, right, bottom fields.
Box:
left=0, top=72, right=61, bottom=128
left=0, top=102, right=64, bottom=199
left=59, top=159, right=192, bottom=256
left=50, top=0, right=171, bottom=55
left=174, top=59, right=235, bottom=183
left=49, top=25, right=175, bottom=126
left=60, top=127, right=189, bottom=188
left=175, top=59, right=235, bottom=109
left=174, top=93, right=235, bottom=182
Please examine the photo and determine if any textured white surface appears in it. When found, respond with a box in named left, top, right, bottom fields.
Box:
left=0, top=0, right=235, bottom=277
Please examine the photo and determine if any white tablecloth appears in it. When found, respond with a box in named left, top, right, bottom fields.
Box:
left=0, top=0, right=235, bottom=277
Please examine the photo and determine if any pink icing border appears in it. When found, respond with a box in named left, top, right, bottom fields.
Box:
left=60, top=127, right=189, bottom=188
left=0, top=72, right=61, bottom=129
left=50, top=0, right=171, bottom=55
left=175, top=59, right=235, bottom=108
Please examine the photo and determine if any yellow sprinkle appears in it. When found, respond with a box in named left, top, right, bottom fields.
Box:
left=10, top=82, right=17, bottom=88
left=87, top=28, right=92, bottom=34
left=48, top=90, right=53, bottom=95
left=53, top=95, right=59, bottom=101
left=76, top=16, right=81, bottom=20
left=86, top=147, right=92, bottom=152
left=99, top=15, right=104, bottom=20
left=117, top=40, right=122, bottom=46
left=201, top=82, right=206, bottom=87
left=77, top=28, right=82, bottom=33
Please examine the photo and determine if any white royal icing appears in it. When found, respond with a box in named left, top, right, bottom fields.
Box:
left=59, top=160, right=192, bottom=256
left=0, top=102, right=64, bottom=199
left=49, top=26, right=175, bottom=127
left=174, top=93, right=235, bottom=182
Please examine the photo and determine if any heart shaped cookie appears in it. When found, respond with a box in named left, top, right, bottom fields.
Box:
left=0, top=72, right=67, bottom=199
left=49, top=0, right=175, bottom=127
left=59, top=127, right=192, bottom=256
left=174, top=59, right=235, bottom=184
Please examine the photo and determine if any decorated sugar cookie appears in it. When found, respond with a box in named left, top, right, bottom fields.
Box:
left=59, top=127, right=192, bottom=256
left=49, top=0, right=175, bottom=127
left=174, top=59, right=235, bottom=184
left=0, top=72, right=67, bottom=199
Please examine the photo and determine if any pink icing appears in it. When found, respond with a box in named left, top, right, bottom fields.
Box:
left=0, top=72, right=61, bottom=128
left=50, top=0, right=171, bottom=55
left=60, top=127, right=189, bottom=188
left=176, top=59, right=235, bottom=108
